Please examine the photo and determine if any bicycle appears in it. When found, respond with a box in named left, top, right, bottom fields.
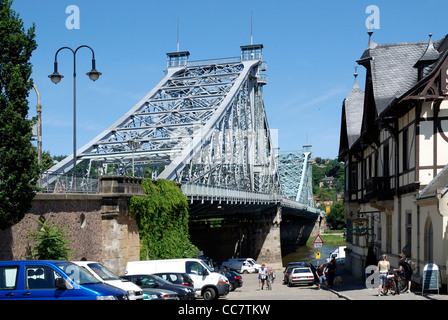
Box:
left=383, top=272, right=398, bottom=295
left=393, top=272, right=409, bottom=294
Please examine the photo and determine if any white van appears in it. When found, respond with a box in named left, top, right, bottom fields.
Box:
left=222, top=260, right=257, bottom=274
left=126, top=258, right=229, bottom=300
left=73, top=261, right=144, bottom=300
left=222, top=258, right=261, bottom=273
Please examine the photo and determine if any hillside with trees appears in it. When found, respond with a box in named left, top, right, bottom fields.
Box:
left=312, top=158, right=345, bottom=230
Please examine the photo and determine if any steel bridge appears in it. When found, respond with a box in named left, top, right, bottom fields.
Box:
left=42, top=44, right=320, bottom=217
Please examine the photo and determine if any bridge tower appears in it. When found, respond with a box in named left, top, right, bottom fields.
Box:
left=277, top=145, right=315, bottom=208
left=43, top=44, right=279, bottom=195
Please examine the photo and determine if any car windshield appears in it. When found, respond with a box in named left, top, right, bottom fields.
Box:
left=54, top=261, right=101, bottom=285
left=201, top=260, right=214, bottom=272
left=87, top=263, right=120, bottom=281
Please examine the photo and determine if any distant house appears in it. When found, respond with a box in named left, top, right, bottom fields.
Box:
left=319, top=176, right=334, bottom=188
left=338, top=31, right=448, bottom=289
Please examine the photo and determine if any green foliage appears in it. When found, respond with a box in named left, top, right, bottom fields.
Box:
left=130, top=179, right=199, bottom=260
left=326, top=201, right=346, bottom=230
left=0, top=0, right=39, bottom=229
left=312, top=158, right=345, bottom=198
left=26, top=219, right=74, bottom=260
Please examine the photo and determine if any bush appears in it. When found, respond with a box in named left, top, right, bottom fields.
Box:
left=26, top=219, right=73, bottom=260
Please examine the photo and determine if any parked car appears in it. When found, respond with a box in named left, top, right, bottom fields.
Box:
left=122, top=274, right=196, bottom=300
left=0, top=260, right=128, bottom=300
left=126, top=258, right=228, bottom=300
left=73, top=261, right=143, bottom=300
left=283, top=262, right=307, bottom=284
left=219, top=270, right=243, bottom=291
left=152, top=272, right=194, bottom=288
left=142, top=288, right=179, bottom=300
left=287, top=267, right=315, bottom=287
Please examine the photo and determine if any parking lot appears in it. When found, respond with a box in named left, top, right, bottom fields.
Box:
left=222, top=270, right=448, bottom=301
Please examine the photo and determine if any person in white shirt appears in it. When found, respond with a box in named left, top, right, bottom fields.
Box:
left=258, top=264, right=267, bottom=290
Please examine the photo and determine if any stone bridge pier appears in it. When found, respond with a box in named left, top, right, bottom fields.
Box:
left=188, top=205, right=283, bottom=269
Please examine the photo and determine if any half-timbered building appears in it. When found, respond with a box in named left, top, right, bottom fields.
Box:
left=339, top=31, right=448, bottom=289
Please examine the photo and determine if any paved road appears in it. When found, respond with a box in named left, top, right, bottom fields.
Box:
left=222, top=270, right=448, bottom=301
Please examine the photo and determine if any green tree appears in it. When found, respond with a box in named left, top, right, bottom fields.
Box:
left=0, top=0, right=39, bottom=229
left=326, top=201, right=346, bottom=230
left=26, top=219, right=74, bottom=260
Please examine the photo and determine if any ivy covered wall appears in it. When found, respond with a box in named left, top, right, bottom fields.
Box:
left=129, top=179, right=199, bottom=260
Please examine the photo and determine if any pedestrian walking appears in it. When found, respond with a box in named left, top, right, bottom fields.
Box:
left=327, top=258, right=337, bottom=287
left=258, top=264, right=267, bottom=290
left=315, top=263, right=328, bottom=289
left=266, top=266, right=273, bottom=290
left=377, top=254, right=390, bottom=296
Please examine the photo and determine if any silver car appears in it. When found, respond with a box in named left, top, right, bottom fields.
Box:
left=287, top=267, right=315, bottom=287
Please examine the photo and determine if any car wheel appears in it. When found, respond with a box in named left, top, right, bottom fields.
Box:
left=202, top=288, right=217, bottom=300
left=242, top=270, right=248, bottom=274
left=229, top=283, right=235, bottom=291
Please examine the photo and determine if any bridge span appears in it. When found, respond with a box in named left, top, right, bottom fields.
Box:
left=39, top=44, right=322, bottom=268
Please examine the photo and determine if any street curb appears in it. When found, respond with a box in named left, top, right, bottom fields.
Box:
left=326, top=287, right=353, bottom=300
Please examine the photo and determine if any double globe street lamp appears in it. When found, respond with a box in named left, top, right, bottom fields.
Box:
left=49, top=45, right=101, bottom=191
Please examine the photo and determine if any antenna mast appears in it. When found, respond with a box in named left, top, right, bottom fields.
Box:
left=177, top=18, right=180, bottom=52
left=250, top=11, right=253, bottom=45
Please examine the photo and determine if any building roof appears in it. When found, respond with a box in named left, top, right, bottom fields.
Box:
left=343, top=75, right=364, bottom=149
left=358, top=36, right=443, bottom=115
left=418, top=163, right=448, bottom=199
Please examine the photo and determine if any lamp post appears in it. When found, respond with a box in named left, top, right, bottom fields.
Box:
left=49, top=45, right=101, bottom=191
left=32, top=83, right=42, bottom=188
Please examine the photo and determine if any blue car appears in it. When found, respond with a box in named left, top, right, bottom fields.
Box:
left=0, top=260, right=128, bottom=300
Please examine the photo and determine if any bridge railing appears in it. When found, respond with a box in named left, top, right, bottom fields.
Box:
left=180, top=182, right=278, bottom=204
left=40, top=172, right=100, bottom=194
left=180, top=182, right=322, bottom=215
left=188, top=57, right=241, bottom=68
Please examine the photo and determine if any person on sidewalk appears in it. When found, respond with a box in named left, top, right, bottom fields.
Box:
left=258, top=264, right=267, bottom=290
left=393, top=254, right=412, bottom=293
left=315, top=263, right=328, bottom=289
left=327, top=258, right=337, bottom=287
left=376, top=254, right=390, bottom=296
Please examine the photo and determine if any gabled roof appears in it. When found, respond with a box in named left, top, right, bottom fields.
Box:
left=362, top=42, right=441, bottom=116
left=357, top=32, right=445, bottom=117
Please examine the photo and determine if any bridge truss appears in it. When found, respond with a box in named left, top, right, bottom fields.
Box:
left=276, top=146, right=315, bottom=207
left=44, top=45, right=280, bottom=194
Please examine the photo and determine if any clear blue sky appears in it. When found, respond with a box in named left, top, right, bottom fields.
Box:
left=10, top=0, right=448, bottom=159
